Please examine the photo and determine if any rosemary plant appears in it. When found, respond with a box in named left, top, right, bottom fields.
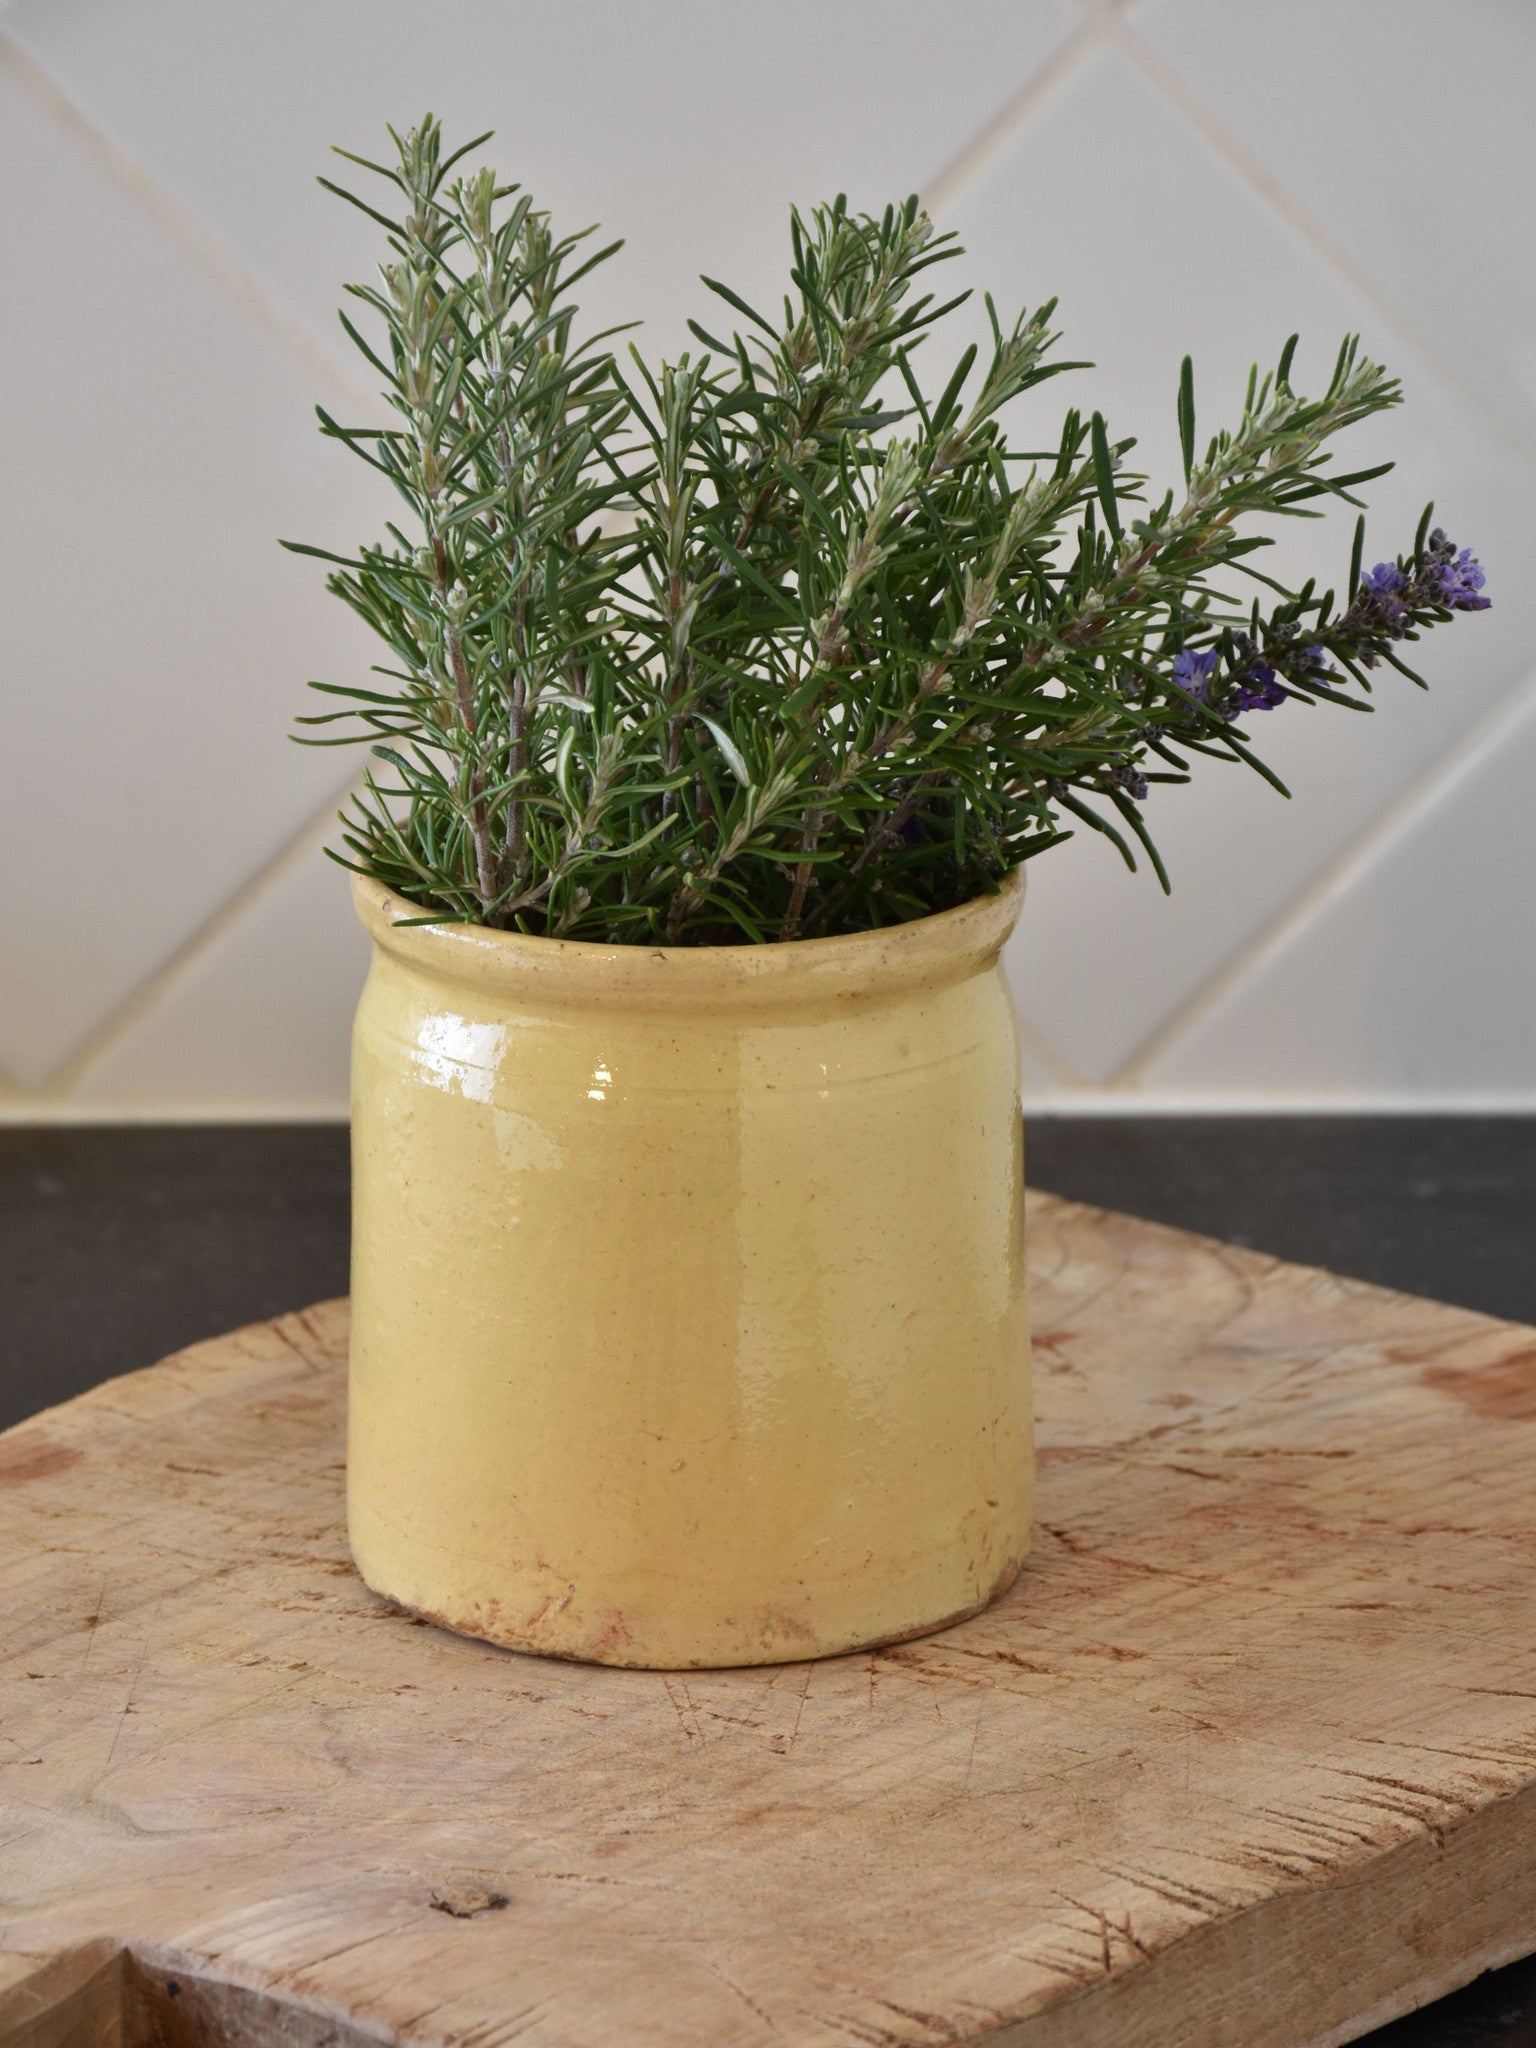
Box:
left=289, top=118, right=1490, bottom=943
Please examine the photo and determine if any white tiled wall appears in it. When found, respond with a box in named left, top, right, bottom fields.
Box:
left=2, top=1, right=1531, bottom=1118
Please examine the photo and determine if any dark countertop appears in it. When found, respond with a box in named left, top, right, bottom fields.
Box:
left=2, top=1116, right=1533, bottom=2046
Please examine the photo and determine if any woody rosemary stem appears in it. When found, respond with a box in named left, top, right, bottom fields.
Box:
left=431, top=537, right=498, bottom=915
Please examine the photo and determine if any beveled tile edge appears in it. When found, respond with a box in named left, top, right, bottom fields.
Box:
left=0, top=28, right=373, bottom=411
left=1117, top=661, right=1536, bottom=1088
left=923, top=4, right=1111, bottom=213
left=1111, top=15, right=1536, bottom=473
left=28, top=772, right=364, bottom=1099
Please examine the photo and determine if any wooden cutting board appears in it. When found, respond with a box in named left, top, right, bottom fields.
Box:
left=3, top=1192, right=1534, bottom=2048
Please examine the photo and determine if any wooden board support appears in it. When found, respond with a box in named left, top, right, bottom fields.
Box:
left=2, top=1192, right=1535, bottom=2048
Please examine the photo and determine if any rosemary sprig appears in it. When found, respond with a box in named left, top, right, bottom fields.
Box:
left=290, top=117, right=1490, bottom=943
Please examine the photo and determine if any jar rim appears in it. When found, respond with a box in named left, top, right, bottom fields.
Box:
left=352, top=870, right=1024, bottom=1012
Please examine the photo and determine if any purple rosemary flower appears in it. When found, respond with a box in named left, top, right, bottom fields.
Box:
left=1347, top=561, right=1413, bottom=655
left=1256, top=623, right=1338, bottom=690
left=1111, top=762, right=1149, bottom=800
left=1289, top=642, right=1345, bottom=686
left=1431, top=543, right=1490, bottom=610
left=1171, top=646, right=1218, bottom=701
left=1231, top=665, right=1287, bottom=713
left=1362, top=561, right=1407, bottom=601
left=1222, top=632, right=1286, bottom=714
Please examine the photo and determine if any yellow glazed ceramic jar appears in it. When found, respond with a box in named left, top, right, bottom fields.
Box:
left=348, top=871, right=1032, bottom=1669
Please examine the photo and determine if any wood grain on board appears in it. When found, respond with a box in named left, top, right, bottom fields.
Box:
left=2, top=1192, right=1534, bottom=2048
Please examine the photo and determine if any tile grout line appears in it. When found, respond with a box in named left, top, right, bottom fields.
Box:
left=31, top=774, right=364, bottom=1099
left=1112, top=20, right=1536, bottom=475
left=1109, top=661, right=1536, bottom=1087
left=1028, top=1087, right=1536, bottom=1115
left=0, top=1098, right=351, bottom=1126
left=921, top=6, right=1115, bottom=216
left=0, top=30, right=374, bottom=414
left=6, top=1089, right=1533, bottom=1128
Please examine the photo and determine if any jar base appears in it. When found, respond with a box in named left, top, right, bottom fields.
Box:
left=355, top=1549, right=1031, bottom=1671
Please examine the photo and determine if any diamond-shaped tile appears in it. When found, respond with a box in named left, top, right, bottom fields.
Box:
left=0, top=58, right=381, bottom=1085
left=1130, top=0, right=1536, bottom=452
left=68, top=841, right=368, bottom=1112
left=934, top=44, right=1535, bottom=1081
left=1137, top=685, right=1536, bottom=1100
left=6, top=0, right=1080, bottom=374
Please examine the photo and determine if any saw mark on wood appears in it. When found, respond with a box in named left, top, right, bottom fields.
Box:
left=447, top=2001, right=552, bottom=2048
left=660, top=1676, right=704, bottom=1746
left=778, top=1665, right=815, bottom=1756
left=1056, top=1894, right=1153, bottom=1976
left=1101, top=1860, right=1241, bottom=1919
left=75, top=1580, right=109, bottom=1670
left=704, top=1959, right=779, bottom=2034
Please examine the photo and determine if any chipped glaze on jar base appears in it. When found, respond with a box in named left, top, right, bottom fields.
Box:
left=347, top=872, right=1032, bottom=1669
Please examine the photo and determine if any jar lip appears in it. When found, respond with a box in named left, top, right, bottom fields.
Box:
left=352, top=869, right=1024, bottom=1010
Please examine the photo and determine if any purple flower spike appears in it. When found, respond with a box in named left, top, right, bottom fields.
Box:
left=1171, top=646, right=1218, bottom=701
